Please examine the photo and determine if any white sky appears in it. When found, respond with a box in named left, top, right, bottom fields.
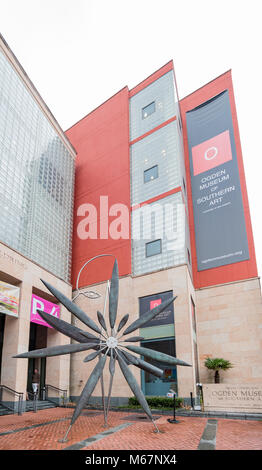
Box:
left=1, top=0, right=262, bottom=277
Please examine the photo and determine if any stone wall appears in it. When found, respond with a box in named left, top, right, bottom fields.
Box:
left=0, top=241, right=72, bottom=398
left=203, top=383, right=262, bottom=413
left=196, top=278, right=262, bottom=384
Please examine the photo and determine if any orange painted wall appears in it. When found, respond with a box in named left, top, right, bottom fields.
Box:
left=180, top=71, right=258, bottom=288
left=66, top=63, right=256, bottom=291
left=66, top=87, right=131, bottom=288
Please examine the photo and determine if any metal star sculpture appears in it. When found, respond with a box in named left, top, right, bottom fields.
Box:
left=14, top=259, right=191, bottom=440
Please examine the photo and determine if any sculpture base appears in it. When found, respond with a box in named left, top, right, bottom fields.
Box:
left=167, top=418, right=180, bottom=424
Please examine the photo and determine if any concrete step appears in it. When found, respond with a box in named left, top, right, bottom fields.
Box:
left=0, top=403, right=14, bottom=416
left=25, top=400, right=57, bottom=412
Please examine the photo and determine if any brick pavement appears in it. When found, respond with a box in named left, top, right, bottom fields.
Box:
left=84, top=415, right=207, bottom=451
left=0, top=408, right=261, bottom=451
left=216, top=418, right=262, bottom=450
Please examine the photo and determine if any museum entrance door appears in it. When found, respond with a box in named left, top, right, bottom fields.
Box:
left=0, top=313, right=6, bottom=380
left=27, top=322, right=47, bottom=397
left=141, top=338, right=177, bottom=396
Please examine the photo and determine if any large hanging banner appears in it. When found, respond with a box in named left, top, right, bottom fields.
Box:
left=186, top=90, right=249, bottom=271
left=0, top=281, right=20, bottom=318
left=30, top=294, right=60, bottom=328
left=139, top=290, right=174, bottom=328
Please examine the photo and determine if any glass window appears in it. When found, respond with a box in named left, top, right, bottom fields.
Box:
left=142, top=101, right=155, bottom=119
left=130, top=71, right=177, bottom=141
left=144, top=165, right=158, bottom=183
left=141, top=338, right=177, bottom=396
left=146, top=239, right=162, bottom=257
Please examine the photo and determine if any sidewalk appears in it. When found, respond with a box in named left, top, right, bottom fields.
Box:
left=0, top=407, right=261, bottom=451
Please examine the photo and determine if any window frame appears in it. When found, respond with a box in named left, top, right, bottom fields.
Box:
left=144, top=164, right=159, bottom=184
left=145, top=239, right=162, bottom=258
left=141, top=101, right=156, bottom=120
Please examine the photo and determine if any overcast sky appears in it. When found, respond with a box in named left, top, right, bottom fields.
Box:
left=1, top=0, right=262, bottom=277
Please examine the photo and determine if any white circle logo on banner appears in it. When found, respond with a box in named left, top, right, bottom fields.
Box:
left=204, top=146, right=218, bottom=161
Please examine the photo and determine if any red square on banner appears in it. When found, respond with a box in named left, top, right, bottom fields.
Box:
left=150, top=298, right=161, bottom=310
left=192, top=130, right=232, bottom=176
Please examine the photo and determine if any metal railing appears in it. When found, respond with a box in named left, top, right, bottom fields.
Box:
left=43, top=384, right=68, bottom=407
left=0, top=385, right=23, bottom=415
left=26, top=391, right=38, bottom=413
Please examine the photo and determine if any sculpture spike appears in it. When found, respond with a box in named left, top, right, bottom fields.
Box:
left=117, top=347, right=164, bottom=378
left=104, top=349, right=116, bottom=427
left=116, top=350, right=155, bottom=426
left=40, top=279, right=101, bottom=334
left=109, top=260, right=119, bottom=329
left=123, top=336, right=144, bottom=343
left=83, top=347, right=107, bottom=362
left=14, top=342, right=103, bottom=359
left=124, top=344, right=192, bottom=367
left=116, top=313, right=129, bottom=333
left=70, top=353, right=108, bottom=427
left=97, top=310, right=108, bottom=333
left=37, top=310, right=99, bottom=345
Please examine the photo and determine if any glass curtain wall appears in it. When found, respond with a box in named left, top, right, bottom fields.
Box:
left=0, top=50, right=74, bottom=282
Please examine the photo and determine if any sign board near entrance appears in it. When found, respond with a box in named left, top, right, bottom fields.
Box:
left=203, top=383, right=262, bottom=413
left=0, top=281, right=20, bottom=318
left=30, top=294, right=60, bottom=328
left=139, top=291, right=174, bottom=328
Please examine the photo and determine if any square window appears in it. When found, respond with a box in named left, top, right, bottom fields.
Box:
left=146, top=239, right=162, bottom=257
left=142, top=101, right=155, bottom=119
left=144, top=165, right=158, bottom=183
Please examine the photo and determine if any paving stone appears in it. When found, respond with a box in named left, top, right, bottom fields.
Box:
left=198, top=419, right=217, bottom=450
left=216, top=418, right=262, bottom=450
left=0, top=408, right=261, bottom=451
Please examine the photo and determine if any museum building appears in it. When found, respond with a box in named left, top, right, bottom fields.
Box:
left=0, top=33, right=261, bottom=410
left=66, top=61, right=262, bottom=406
left=0, top=34, right=75, bottom=410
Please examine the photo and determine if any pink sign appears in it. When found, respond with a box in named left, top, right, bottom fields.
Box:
left=30, top=294, right=60, bottom=328
left=150, top=298, right=162, bottom=310
left=192, top=130, right=232, bottom=176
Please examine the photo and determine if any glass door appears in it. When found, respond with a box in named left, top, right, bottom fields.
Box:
left=27, top=322, right=47, bottom=396
left=141, top=337, right=177, bottom=396
left=0, top=313, right=6, bottom=380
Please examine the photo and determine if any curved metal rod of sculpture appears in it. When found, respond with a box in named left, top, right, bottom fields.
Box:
left=14, top=258, right=191, bottom=441
left=72, top=254, right=115, bottom=301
